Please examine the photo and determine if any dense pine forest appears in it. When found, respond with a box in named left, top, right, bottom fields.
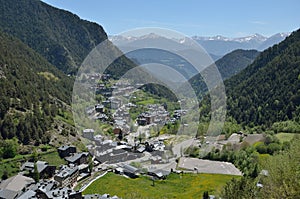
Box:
left=0, top=30, right=73, bottom=145
left=0, top=0, right=107, bottom=74
left=226, top=29, right=300, bottom=128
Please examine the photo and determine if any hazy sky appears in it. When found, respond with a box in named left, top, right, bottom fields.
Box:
left=42, top=0, right=300, bottom=37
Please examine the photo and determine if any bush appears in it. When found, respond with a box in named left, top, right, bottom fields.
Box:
left=272, top=121, right=300, bottom=133
left=1, top=171, right=8, bottom=180
left=255, top=142, right=267, bottom=154
left=266, top=143, right=281, bottom=155
left=0, top=138, right=18, bottom=159
left=185, top=146, right=200, bottom=158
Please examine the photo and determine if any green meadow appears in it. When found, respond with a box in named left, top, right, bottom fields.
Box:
left=83, top=172, right=239, bottom=198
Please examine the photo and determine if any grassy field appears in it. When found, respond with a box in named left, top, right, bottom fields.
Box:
left=0, top=161, right=20, bottom=179
left=275, top=133, right=296, bottom=143
left=0, top=148, right=65, bottom=178
left=83, top=172, right=239, bottom=198
left=39, top=151, right=66, bottom=167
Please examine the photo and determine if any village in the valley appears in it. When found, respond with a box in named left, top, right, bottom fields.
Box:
left=0, top=73, right=266, bottom=199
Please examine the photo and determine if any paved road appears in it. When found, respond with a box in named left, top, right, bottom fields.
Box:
left=172, top=138, right=196, bottom=157
left=147, top=161, right=177, bottom=172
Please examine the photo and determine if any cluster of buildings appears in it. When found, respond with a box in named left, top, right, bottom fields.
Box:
left=0, top=174, right=120, bottom=199
left=92, top=78, right=134, bottom=100
left=92, top=139, right=143, bottom=165
left=56, top=146, right=91, bottom=187
left=0, top=130, right=175, bottom=198
left=84, top=73, right=185, bottom=145
left=85, top=75, right=138, bottom=136
left=135, top=104, right=186, bottom=127
left=167, top=109, right=187, bottom=124
left=137, top=104, right=170, bottom=126
left=83, top=118, right=173, bottom=166
left=112, top=102, right=136, bottom=135
left=0, top=145, right=108, bottom=199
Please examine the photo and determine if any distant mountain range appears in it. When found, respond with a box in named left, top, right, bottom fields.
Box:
left=109, top=33, right=262, bottom=83
left=191, top=33, right=290, bottom=57
left=110, top=33, right=290, bottom=59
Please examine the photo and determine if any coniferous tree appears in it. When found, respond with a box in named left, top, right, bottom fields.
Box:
left=202, top=191, right=209, bottom=199
left=33, top=162, right=40, bottom=183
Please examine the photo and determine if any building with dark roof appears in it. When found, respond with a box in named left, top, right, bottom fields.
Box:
left=21, top=161, right=56, bottom=179
left=54, top=165, right=79, bottom=187
left=83, top=129, right=95, bottom=140
left=16, top=190, right=36, bottom=199
left=122, top=164, right=140, bottom=178
left=16, top=179, right=82, bottom=199
left=148, top=169, right=171, bottom=179
left=58, top=145, right=76, bottom=158
left=95, top=104, right=105, bottom=113
left=65, top=152, right=90, bottom=165
left=37, top=187, right=82, bottom=199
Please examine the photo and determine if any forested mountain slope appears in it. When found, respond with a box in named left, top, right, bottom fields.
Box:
left=0, top=0, right=107, bottom=74
left=0, top=30, right=73, bottom=144
left=216, top=49, right=260, bottom=80
left=225, top=29, right=300, bottom=126
left=188, top=49, right=259, bottom=98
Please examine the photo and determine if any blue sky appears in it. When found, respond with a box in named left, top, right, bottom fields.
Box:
left=42, top=0, right=299, bottom=37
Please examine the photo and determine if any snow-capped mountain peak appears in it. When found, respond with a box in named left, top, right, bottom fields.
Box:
left=109, top=32, right=290, bottom=57
left=233, top=33, right=267, bottom=42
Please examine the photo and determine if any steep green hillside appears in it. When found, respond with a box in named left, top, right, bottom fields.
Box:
left=0, top=0, right=107, bottom=74
left=225, top=29, right=300, bottom=127
left=0, top=30, right=73, bottom=145
left=216, top=49, right=260, bottom=80
left=188, top=49, right=259, bottom=98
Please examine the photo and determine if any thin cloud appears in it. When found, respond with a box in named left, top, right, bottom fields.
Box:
left=235, top=32, right=250, bottom=37
left=250, top=20, right=267, bottom=25
left=121, top=19, right=205, bottom=29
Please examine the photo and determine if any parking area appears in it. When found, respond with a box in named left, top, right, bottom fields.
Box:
left=178, top=157, right=242, bottom=176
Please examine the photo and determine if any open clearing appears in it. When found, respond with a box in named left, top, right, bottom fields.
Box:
left=275, top=133, right=296, bottom=143
left=83, top=172, right=239, bottom=198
